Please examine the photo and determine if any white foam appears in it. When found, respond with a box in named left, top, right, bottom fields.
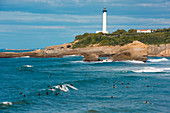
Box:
left=39, top=89, right=46, bottom=91
left=102, top=59, right=113, bottom=62
left=71, top=60, right=112, bottom=64
left=71, top=61, right=84, bottom=63
left=1, top=101, right=13, bottom=105
left=23, top=65, right=33, bottom=67
left=132, top=67, right=164, bottom=73
left=53, top=84, right=78, bottom=92
left=64, top=84, right=78, bottom=90
left=124, top=60, right=145, bottom=64
left=15, top=56, right=30, bottom=58
left=162, top=68, right=170, bottom=70
left=63, top=55, right=83, bottom=57
left=148, top=58, right=169, bottom=62
left=115, top=60, right=145, bottom=64
left=20, top=56, right=30, bottom=58
left=48, top=88, right=56, bottom=91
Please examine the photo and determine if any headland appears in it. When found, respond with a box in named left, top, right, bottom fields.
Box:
left=0, top=28, right=170, bottom=62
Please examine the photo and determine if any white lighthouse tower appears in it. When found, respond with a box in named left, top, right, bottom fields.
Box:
left=96, top=7, right=109, bottom=34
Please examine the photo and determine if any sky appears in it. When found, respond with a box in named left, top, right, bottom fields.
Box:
left=0, top=0, right=170, bottom=49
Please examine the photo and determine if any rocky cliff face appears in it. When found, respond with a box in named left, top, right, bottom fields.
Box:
left=147, top=44, right=170, bottom=57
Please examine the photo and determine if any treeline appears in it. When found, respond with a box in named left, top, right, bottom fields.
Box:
left=72, top=28, right=170, bottom=49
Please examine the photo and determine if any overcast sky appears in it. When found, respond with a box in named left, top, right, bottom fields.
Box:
left=0, top=0, right=170, bottom=49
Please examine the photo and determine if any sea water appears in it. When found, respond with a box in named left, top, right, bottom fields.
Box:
left=0, top=52, right=170, bottom=112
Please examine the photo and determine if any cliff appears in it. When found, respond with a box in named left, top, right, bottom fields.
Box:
left=108, top=41, right=148, bottom=62
left=147, top=44, right=170, bottom=57
left=0, top=42, right=170, bottom=59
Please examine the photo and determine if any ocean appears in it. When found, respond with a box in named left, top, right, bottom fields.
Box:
left=0, top=51, right=170, bottom=113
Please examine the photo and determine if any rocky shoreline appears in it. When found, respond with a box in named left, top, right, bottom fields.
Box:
left=0, top=41, right=170, bottom=62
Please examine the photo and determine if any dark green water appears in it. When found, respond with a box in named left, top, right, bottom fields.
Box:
left=0, top=55, right=170, bottom=113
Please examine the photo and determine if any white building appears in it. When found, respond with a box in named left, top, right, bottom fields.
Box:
left=96, top=7, right=109, bottom=34
left=137, top=29, right=155, bottom=33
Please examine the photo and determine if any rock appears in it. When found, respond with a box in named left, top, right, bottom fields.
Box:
left=158, top=49, right=170, bottom=57
left=83, top=53, right=100, bottom=62
left=147, top=44, right=170, bottom=57
left=108, top=41, right=148, bottom=62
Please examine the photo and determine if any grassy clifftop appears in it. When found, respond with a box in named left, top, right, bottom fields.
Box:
left=72, top=28, right=170, bottom=49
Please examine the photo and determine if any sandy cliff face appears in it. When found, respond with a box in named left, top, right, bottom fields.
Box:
left=1, top=41, right=170, bottom=58
left=108, top=41, right=148, bottom=62
left=44, top=43, right=120, bottom=56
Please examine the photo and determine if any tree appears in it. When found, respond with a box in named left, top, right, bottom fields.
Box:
left=114, top=29, right=127, bottom=34
left=128, top=29, right=137, bottom=33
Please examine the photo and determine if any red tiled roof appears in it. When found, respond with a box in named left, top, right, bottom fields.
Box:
left=139, top=29, right=149, bottom=31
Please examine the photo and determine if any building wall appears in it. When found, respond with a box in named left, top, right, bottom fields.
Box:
left=137, top=29, right=154, bottom=33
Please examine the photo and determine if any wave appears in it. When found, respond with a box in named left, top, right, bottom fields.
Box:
left=22, top=65, right=33, bottom=67
left=102, top=59, right=113, bottom=62
left=20, top=56, right=30, bottom=58
left=70, top=59, right=113, bottom=64
left=123, top=60, right=145, bottom=64
left=15, top=56, right=30, bottom=58
left=148, top=58, right=169, bottom=62
left=132, top=67, right=164, bottom=73
left=63, top=55, right=83, bottom=57
left=0, top=101, right=13, bottom=105
left=115, top=60, right=145, bottom=64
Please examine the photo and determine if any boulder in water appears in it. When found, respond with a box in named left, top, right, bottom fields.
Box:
left=83, top=53, right=101, bottom=62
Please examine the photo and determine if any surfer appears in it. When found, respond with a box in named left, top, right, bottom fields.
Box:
left=46, top=92, right=49, bottom=95
left=38, top=93, right=41, bottom=96
left=23, top=94, right=25, bottom=97
left=144, top=101, right=149, bottom=104
left=49, top=73, right=52, bottom=78
left=20, top=92, right=22, bottom=94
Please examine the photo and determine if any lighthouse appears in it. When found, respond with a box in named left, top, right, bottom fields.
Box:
left=96, top=7, right=109, bottom=34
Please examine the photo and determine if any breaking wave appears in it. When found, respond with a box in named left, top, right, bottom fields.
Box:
left=22, top=65, right=33, bottom=67
left=71, top=60, right=112, bottom=64
left=20, top=56, right=30, bottom=58
left=63, top=55, right=83, bottom=57
left=123, top=60, right=145, bottom=64
left=132, top=67, right=165, bottom=73
left=115, top=60, right=145, bottom=64
left=0, top=101, right=13, bottom=105
left=148, top=58, right=169, bottom=62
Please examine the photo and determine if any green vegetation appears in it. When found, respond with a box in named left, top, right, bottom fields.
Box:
left=72, top=28, right=170, bottom=49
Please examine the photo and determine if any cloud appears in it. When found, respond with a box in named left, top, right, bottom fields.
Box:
left=137, top=1, right=170, bottom=7
left=0, top=11, right=169, bottom=35
left=0, top=11, right=92, bottom=23
left=1, top=11, right=170, bottom=26
left=22, top=0, right=124, bottom=6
